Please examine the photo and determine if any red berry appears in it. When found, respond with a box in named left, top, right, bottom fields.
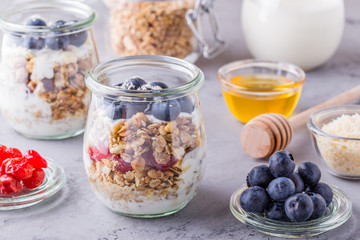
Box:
left=22, top=168, right=45, bottom=189
left=24, top=150, right=47, bottom=168
left=88, top=145, right=110, bottom=162
left=0, top=158, right=10, bottom=175
left=147, top=151, right=176, bottom=170
left=4, top=157, right=35, bottom=181
left=0, top=145, right=22, bottom=165
left=0, top=174, right=23, bottom=194
left=114, top=155, right=132, bottom=172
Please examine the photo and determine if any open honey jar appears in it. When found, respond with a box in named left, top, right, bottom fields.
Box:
left=217, top=60, right=305, bottom=123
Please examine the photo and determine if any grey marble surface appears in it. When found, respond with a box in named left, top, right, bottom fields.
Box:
left=0, top=0, right=360, bottom=239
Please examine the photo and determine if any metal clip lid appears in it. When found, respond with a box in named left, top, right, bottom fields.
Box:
left=186, top=0, right=226, bottom=59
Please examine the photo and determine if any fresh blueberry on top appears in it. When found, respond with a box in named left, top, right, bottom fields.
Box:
left=267, top=177, right=295, bottom=202
left=54, top=20, right=67, bottom=28
left=298, top=162, right=321, bottom=187
left=149, top=82, right=169, bottom=89
left=23, top=36, right=45, bottom=50
left=68, top=20, right=88, bottom=47
left=269, top=150, right=295, bottom=178
left=306, top=182, right=333, bottom=206
left=25, top=17, right=47, bottom=27
left=290, top=172, right=305, bottom=193
left=45, top=20, right=70, bottom=50
left=240, top=186, right=269, bottom=213
left=123, top=77, right=147, bottom=90
left=246, top=165, right=274, bottom=188
left=106, top=102, right=124, bottom=120
left=45, top=35, right=70, bottom=50
left=151, top=100, right=181, bottom=121
left=69, top=30, right=88, bottom=47
left=265, top=202, right=288, bottom=221
left=177, top=96, right=194, bottom=114
left=306, top=192, right=327, bottom=220
left=122, top=102, right=149, bottom=118
left=284, top=193, right=314, bottom=222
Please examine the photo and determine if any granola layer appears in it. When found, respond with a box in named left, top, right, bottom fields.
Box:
left=85, top=108, right=205, bottom=214
left=108, top=0, right=195, bottom=59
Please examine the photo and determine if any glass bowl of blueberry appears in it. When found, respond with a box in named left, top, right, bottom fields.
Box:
left=230, top=150, right=352, bottom=238
left=83, top=55, right=207, bottom=217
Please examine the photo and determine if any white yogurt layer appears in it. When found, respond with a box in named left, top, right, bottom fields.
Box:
left=86, top=146, right=206, bottom=215
left=0, top=41, right=93, bottom=138
left=0, top=82, right=90, bottom=137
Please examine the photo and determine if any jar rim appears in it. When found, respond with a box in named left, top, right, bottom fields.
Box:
left=0, top=0, right=96, bottom=34
left=217, top=59, right=305, bottom=96
left=86, top=55, right=204, bottom=99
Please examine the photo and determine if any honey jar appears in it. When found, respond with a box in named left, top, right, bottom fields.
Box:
left=217, top=60, right=305, bottom=123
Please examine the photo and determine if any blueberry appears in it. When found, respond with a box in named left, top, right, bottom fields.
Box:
left=269, top=150, right=295, bottom=178
left=177, top=96, right=194, bottom=113
left=106, top=101, right=149, bottom=120
left=151, top=100, right=181, bottom=121
left=149, top=82, right=168, bottom=89
left=290, top=172, right=305, bottom=193
left=240, top=186, right=269, bottom=213
left=123, top=77, right=147, bottom=90
left=298, top=162, right=321, bottom=186
left=306, top=192, right=327, bottom=220
left=23, top=36, right=45, bottom=50
left=68, top=19, right=88, bottom=47
left=42, top=78, right=55, bottom=92
left=69, top=30, right=88, bottom=47
left=45, top=20, right=70, bottom=50
left=306, top=182, right=333, bottom=206
left=25, top=17, right=47, bottom=27
left=265, top=202, right=288, bottom=220
left=285, top=193, right=314, bottom=222
left=246, top=165, right=274, bottom=188
left=106, top=102, right=124, bottom=120
left=267, top=177, right=295, bottom=202
left=45, top=35, right=70, bottom=50
left=53, top=20, right=68, bottom=28
left=122, top=102, right=149, bottom=118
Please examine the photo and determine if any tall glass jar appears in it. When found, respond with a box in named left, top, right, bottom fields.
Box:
left=0, top=0, right=99, bottom=139
left=103, top=0, right=225, bottom=62
left=242, top=0, right=344, bottom=71
left=83, top=55, right=206, bottom=217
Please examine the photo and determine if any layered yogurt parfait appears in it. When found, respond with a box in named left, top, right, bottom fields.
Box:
left=0, top=1, right=98, bottom=139
left=84, top=56, right=206, bottom=217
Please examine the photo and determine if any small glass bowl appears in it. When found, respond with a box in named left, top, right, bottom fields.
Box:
left=230, top=184, right=352, bottom=238
left=217, top=59, right=305, bottom=123
left=0, top=157, right=66, bottom=210
left=307, top=105, right=360, bottom=179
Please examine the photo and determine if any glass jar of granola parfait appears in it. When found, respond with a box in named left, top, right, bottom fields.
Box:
left=0, top=0, right=99, bottom=139
left=103, top=0, right=225, bottom=62
left=84, top=55, right=206, bottom=217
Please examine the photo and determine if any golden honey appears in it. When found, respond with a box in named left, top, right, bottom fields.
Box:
left=222, top=74, right=302, bottom=123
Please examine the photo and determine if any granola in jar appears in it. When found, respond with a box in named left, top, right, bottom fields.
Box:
left=84, top=56, right=206, bottom=217
left=104, top=0, right=198, bottom=61
left=0, top=1, right=98, bottom=139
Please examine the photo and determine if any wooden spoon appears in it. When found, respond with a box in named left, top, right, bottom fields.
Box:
left=240, top=85, right=360, bottom=159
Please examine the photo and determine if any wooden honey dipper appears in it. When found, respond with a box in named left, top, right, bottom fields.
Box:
left=240, top=85, right=360, bottom=159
